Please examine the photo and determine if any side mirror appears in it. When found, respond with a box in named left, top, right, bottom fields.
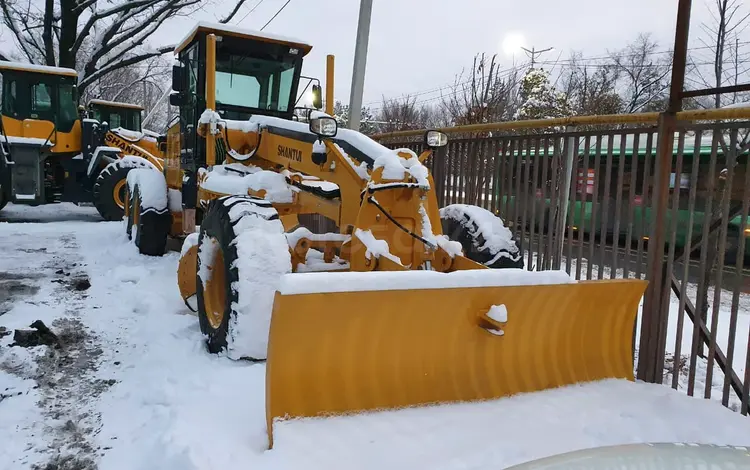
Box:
left=425, top=130, right=448, bottom=148
left=169, top=91, right=188, bottom=107
left=309, top=116, right=337, bottom=138
left=311, top=84, right=323, bottom=110
left=172, top=64, right=184, bottom=92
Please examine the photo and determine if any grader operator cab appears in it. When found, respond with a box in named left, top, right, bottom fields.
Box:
left=124, top=22, right=648, bottom=448
left=0, top=61, right=163, bottom=220
left=87, top=99, right=144, bottom=133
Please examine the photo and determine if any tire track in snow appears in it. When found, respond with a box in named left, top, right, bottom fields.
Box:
left=0, top=223, right=114, bottom=469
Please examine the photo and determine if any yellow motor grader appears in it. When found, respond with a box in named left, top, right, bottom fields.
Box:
left=123, top=22, right=648, bottom=448
left=0, top=61, right=163, bottom=220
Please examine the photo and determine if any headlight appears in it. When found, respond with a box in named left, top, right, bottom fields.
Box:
left=744, top=227, right=750, bottom=236
left=425, top=130, right=448, bottom=148
left=309, top=117, right=338, bottom=138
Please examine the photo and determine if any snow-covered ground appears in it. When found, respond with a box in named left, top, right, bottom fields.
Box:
left=1, top=203, right=750, bottom=470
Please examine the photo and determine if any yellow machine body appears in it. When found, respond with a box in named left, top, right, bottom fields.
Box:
left=148, top=23, right=650, bottom=449
left=266, top=278, right=647, bottom=446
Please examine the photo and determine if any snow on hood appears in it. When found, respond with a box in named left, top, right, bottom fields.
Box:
left=199, top=164, right=297, bottom=203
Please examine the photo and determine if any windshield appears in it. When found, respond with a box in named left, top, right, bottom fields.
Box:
left=215, top=54, right=296, bottom=113
left=91, top=106, right=142, bottom=132
left=0, top=72, right=78, bottom=132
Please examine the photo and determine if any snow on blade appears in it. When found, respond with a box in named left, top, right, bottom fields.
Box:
left=372, top=148, right=430, bottom=187
left=440, top=204, right=521, bottom=261
left=278, top=268, right=574, bottom=295
left=487, top=304, right=508, bottom=323
left=354, top=228, right=403, bottom=265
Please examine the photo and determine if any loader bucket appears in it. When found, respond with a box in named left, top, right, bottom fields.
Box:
left=265, top=270, right=647, bottom=447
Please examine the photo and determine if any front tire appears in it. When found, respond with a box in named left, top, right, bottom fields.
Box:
left=440, top=204, right=524, bottom=269
left=125, top=170, right=170, bottom=256
left=196, top=196, right=289, bottom=358
left=94, top=158, right=151, bottom=221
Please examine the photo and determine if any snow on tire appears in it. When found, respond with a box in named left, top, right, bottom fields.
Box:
left=196, top=195, right=291, bottom=360
left=439, top=204, right=523, bottom=269
left=125, top=168, right=170, bottom=257
left=93, top=158, right=152, bottom=221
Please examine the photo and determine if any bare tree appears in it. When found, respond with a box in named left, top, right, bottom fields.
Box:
left=0, top=0, right=246, bottom=94
left=376, top=95, right=443, bottom=133
left=610, top=33, right=672, bottom=113
left=559, top=51, right=623, bottom=116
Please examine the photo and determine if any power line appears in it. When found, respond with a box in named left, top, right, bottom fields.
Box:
left=260, top=0, right=291, bottom=31
left=236, top=0, right=266, bottom=25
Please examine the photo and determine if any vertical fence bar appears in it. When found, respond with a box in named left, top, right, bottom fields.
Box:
left=512, top=138, right=525, bottom=241
left=527, top=138, right=541, bottom=269
left=598, top=133, right=615, bottom=280
left=624, top=133, right=641, bottom=280
left=548, top=136, right=562, bottom=269
left=688, top=130, right=720, bottom=396
left=565, top=135, right=580, bottom=275
left=587, top=135, right=603, bottom=280
left=636, top=132, right=655, bottom=280
left=611, top=132, right=629, bottom=280
left=726, top=140, right=750, bottom=410
left=668, top=130, right=686, bottom=390
left=491, top=138, right=503, bottom=215
left=537, top=137, right=551, bottom=269
left=680, top=130, right=703, bottom=395
left=503, top=139, right=517, bottom=222
left=706, top=129, right=738, bottom=400
left=576, top=135, right=591, bottom=280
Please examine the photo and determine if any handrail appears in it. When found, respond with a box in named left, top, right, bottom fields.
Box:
left=369, top=107, right=750, bottom=140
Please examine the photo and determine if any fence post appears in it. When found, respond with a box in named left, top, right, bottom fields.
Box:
left=555, top=126, right=576, bottom=268
left=637, top=111, right=677, bottom=383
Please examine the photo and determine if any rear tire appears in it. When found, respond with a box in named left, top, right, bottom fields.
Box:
left=126, top=176, right=170, bottom=256
left=196, top=196, right=288, bottom=358
left=94, top=158, right=151, bottom=221
left=440, top=204, right=524, bottom=269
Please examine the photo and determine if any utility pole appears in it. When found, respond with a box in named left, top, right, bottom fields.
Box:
left=347, top=0, right=373, bottom=131
left=520, top=46, right=554, bottom=68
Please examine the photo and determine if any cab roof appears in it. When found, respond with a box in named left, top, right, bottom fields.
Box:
left=88, top=99, right=144, bottom=111
left=0, top=61, right=78, bottom=78
left=174, top=21, right=313, bottom=56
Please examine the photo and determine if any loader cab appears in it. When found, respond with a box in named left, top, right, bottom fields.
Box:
left=87, top=99, right=143, bottom=132
left=170, top=22, right=312, bottom=173
left=0, top=62, right=81, bottom=152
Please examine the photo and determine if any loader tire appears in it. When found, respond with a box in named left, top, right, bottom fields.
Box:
left=126, top=178, right=170, bottom=257
left=196, top=196, right=286, bottom=357
left=94, top=159, right=149, bottom=221
left=440, top=204, right=524, bottom=269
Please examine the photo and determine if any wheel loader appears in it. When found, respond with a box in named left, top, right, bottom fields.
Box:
left=0, top=61, right=164, bottom=220
left=123, top=22, right=648, bottom=448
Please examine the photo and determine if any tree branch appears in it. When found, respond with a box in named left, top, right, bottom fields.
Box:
left=220, top=0, right=249, bottom=23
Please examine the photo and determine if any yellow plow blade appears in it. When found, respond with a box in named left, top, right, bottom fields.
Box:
left=265, top=272, right=647, bottom=447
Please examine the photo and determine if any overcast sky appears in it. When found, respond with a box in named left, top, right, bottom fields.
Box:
left=1, top=0, right=743, bottom=109
left=153, top=0, right=732, bottom=109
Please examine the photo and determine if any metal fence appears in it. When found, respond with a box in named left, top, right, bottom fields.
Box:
left=373, top=110, right=750, bottom=414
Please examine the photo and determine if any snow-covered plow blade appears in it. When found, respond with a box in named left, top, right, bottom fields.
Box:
left=265, top=270, right=647, bottom=446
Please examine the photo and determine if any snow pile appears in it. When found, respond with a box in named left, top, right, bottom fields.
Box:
left=176, top=21, right=310, bottom=53
left=200, top=164, right=297, bottom=203
left=354, top=228, right=403, bottom=265
left=197, top=233, right=219, bottom=289
left=280, top=169, right=340, bottom=193
left=226, top=198, right=292, bottom=360
left=118, top=155, right=159, bottom=170
left=278, top=268, right=574, bottom=295
left=2, top=136, right=52, bottom=146
left=419, top=203, right=463, bottom=257
left=440, top=204, right=520, bottom=262
left=372, top=148, right=430, bottom=187
left=126, top=168, right=168, bottom=212
left=284, top=226, right=349, bottom=249
left=312, top=139, right=327, bottom=154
